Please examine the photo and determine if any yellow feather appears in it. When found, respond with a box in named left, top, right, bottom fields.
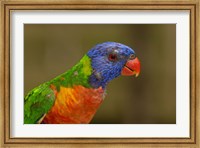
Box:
left=80, top=55, right=92, bottom=76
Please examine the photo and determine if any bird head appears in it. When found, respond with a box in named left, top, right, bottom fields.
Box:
left=87, top=42, right=140, bottom=89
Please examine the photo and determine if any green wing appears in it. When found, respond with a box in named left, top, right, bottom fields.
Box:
left=24, top=83, right=55, bottom=124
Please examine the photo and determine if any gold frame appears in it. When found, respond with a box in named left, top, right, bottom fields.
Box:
left=0, top=0, right=199, bottom=147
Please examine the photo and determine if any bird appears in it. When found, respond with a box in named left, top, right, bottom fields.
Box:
left=24, top=42, right=140, bottom=124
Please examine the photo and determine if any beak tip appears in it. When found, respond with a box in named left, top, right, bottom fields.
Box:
left=121, top=57, right=140, bottom=77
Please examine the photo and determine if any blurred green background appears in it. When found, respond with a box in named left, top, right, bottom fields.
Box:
left=24, top=24, right=176, bottom=124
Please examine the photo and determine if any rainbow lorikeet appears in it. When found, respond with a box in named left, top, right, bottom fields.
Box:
left=24, top=42, right=140, bottom=124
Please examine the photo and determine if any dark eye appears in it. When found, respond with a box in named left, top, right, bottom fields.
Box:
left=108, top=50, right=118, bottom=62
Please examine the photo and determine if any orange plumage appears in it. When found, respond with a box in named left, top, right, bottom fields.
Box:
left=42, top=85, right=104, bottom=124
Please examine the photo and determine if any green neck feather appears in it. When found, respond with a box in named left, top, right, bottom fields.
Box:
left=50, top=55, right=93, bottom=91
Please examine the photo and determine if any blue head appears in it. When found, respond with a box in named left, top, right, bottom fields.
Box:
left=87, top=42, right=140, bottom=89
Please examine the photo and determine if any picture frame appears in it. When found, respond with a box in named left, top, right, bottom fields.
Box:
left=0, top=0, right=199, bottom=147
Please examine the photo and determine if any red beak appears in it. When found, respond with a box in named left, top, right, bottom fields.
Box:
left=121, top=57, right=140, bottom=77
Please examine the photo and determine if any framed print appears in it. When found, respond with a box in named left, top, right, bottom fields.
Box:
left=0, top=0, right=199, bottom=147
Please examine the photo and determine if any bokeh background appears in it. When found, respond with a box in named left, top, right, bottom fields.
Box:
left=24, top=24, right=176, bottom=124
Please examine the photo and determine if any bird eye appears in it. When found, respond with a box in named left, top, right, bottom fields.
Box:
left=108, top=51, right=118, bottom=62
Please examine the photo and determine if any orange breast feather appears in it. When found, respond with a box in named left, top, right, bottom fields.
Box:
left=43, top=85, right=104, bottom=124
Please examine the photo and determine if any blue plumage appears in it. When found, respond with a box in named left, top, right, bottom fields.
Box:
left=87, top=42, right=135, bottom=89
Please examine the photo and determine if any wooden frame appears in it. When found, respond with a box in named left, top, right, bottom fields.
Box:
left=0, top=0, right=199, bottom=147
